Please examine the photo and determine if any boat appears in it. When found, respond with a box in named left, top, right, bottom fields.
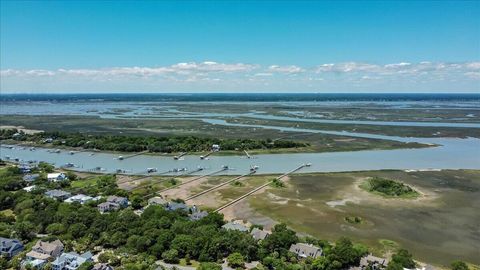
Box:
left=118, top=156, right=124, bottom=160
left=69, top=151, right=75, bottom=155
left=222, top=165, right=229, bottom=170
left=250, top=165, right=259, bottom=172
left=305, top=163, right=312, bottom=167
left=63, top=163, right=75, bottom=168
left=147, top=168, right=157, bottom=173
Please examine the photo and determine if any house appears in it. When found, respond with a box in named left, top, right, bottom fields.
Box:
left=92, top=263, right=114, bottom=270
left=212, top=144, right=221, bottom=152
left=222, top=221, right=249, bottom=232
left=98, top=196, right=129, bottom=213
left=165, top=201, right=190, bottom=212
left=148, top=196, right=167, bottom=206
left=23, top=174, right=40, bottom=182
left=64, top=194, right=97, bottom=204
left=358, top=254, right=389, bottom=270
left=98, top=202, right=121, bottom=213
left=18, top=164, right=34, bottom=174
left=250, top=228, right=270, bottom=241
left=106, top=195, right=129, bottom=207
left=47, top=173, right=68, bottom=182
left=52, top=251, right=93, bottom=270
left=189, top=210, right=209, bottom=221
left=23, top=240, right=64, bottom=269
left=23, top=185, right=37, bottom=192
left=45, top=190, right=72, bottom=200
left=289, top=243, right=323, bottom=259
left=0, top=237, right=24, bottom=259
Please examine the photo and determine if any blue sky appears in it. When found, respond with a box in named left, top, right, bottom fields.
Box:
left=1, top=1, right=479, bottom=93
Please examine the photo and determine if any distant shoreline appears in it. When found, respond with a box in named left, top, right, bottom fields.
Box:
left=1, top=93, right=480, bottom=102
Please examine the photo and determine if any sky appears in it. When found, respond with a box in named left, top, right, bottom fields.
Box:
left=0, top=1, right=479, bottom=93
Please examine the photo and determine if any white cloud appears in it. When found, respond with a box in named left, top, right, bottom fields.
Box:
left=268, top=65, right=304, bottom=73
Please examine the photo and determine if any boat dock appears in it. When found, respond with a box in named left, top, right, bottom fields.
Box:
left=173, top=152, right=188, bottom=160
left=214, top=163, right=309, bottom=213
left=200, top=151, right=214, bottom=160
left=119, top=150, right=149, bottom=160
left=158, top=166, right=229, bottom=193
left=185, top=170, right=256, bottom=201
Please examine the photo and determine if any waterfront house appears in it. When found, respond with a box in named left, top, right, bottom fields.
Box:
left=212, top=144, right=221, bottom=152
left=289, top=243, right=323, bottom=259
left=23, top=185, right=37, bottom=192
left=189, top=210, right=209, bottom=221
left=23, top=240, right=64, bottom=269
left=52, top=251, right=93, bottom=270
left=250, top=228, right=270, bottom=241
left=64, top=194, right=97, bottom=204
left=106, top=195, right=129, bottom=207
left=23, top=174, right=40, bottom=182
left=98, top=202, right=121, bottom=213
left=165, top=201, right=190, bottom=212
left=0, top=237, right=24, bottom=259
left=18, top=164, right=34, bottom=174
left=47, top=173, right=68, bottom=182
left=148, top=196, right=167, bottom=206
left=45, top=190, right=72, bottom=200
left=222, top=221, right=249, bottom=232
left=92, top=263, right=114, bottom=270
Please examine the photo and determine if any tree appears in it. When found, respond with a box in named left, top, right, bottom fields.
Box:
left=197, top=262, right=222, bottom=270
left=451, top=261, right=469, bottom=270
left=390, top=249, right=416, bottom=269
left=228, top=252, right=245, bottom=269
left=162, top=249, right=179, bottom=264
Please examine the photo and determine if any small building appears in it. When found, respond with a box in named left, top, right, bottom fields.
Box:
left=47, top=173, right=68, bottom=182
left=148, top=196, right=167, bottom=206
left=64, top=194, right=96, bottom=204
left=356, top=254, right=389, bottom=270
left=18, top=164, right=34, bottom=174
left=222, top=221, right=249, bottom=232
left=23, top=185, right=37, bottom=192
left=250, top=228, right=270, bottom=241
left=92, top=263, right=114, bottom=270
left=166, top=201, right=190, bottom=212
left=189, top=210, right=209, bottom=221
left=98, top=202, right=121, bottom=213
left=0, top=237, right=24, bottom=259
left=212, top=144, right=221, bottom=152
left=106, top=195, right=129, bottom=207
left=45, top=190, right=72, bottom=200
left=23, top=174, right=40, bottom=182
left=23, top=240, right=64, bottom=269
left=52, top=251, right=93, bottom=270
left=43, top=138, right=54, bottom=143
left=289, top=243, right=323, bottom=259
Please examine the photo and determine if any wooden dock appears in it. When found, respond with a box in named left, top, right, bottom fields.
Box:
left=120, top=150, right=149, bottom=160
left=174, top=152, right=188, bottom=160
left=213, top=164, right=308, bottom=213
left=158, top=166, right=229, bottom=193
left=185, top=171, right=256, bottom=201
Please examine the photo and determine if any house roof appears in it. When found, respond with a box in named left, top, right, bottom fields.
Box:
left=250, top=228, right=270, bottom=240
left=166, top=202, right=190, bottom=211
left=0, top=237, right=23, bottom=253
left=222, top=222, right=249, bottom=232
left=190, top=211, right=209, bottom=220
left=32, top=239, right=64, bottom=255
left=23, top=174, right=40, bottom=181
left=26, top=250, right=51, bottom=260
left=148, top=196, right=167, bottom=205
left=45, top=189, right=71, bottom=198
left=47, top=173, right=65, bottom=178
left=289, top=243, right=322, bottom=258
left=107, top=195, right=127, bottom=204
left=360, top=254, right=389, bottom=267
left=93, top=263, right=114, bottom=270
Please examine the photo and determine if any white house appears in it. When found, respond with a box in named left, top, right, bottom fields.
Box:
left=47, top=173, right=68, bottom=182
left=64, top=194, right=98, bottom=204
left=23, top=185, right=37, bottom=192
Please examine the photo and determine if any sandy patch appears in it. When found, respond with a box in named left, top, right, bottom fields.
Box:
left=160, top=176, right=212, bottom=200
left=0, top=125, right=43, bottom=134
